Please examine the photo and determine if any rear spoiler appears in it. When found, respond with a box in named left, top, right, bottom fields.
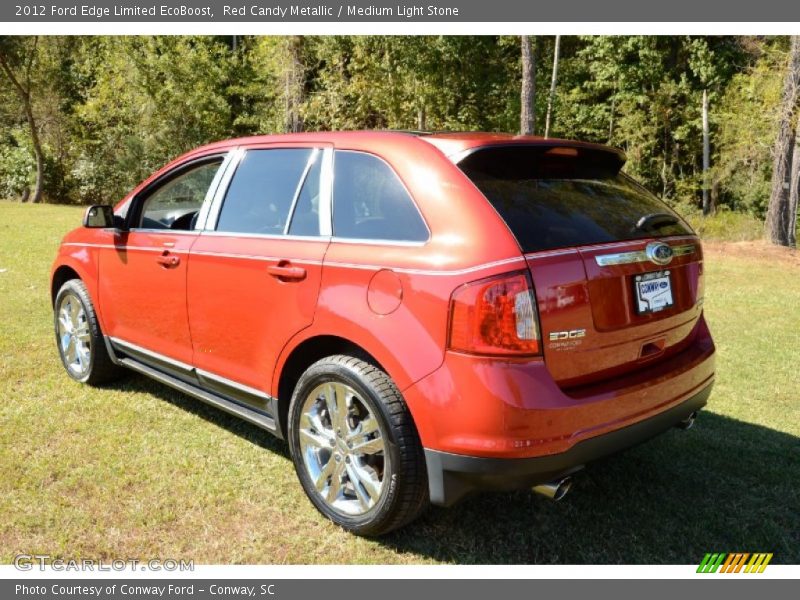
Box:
left=452, top=142, right=627, bottom=180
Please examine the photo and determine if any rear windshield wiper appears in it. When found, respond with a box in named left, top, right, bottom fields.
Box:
left=634, top=212, right=679, bottom=232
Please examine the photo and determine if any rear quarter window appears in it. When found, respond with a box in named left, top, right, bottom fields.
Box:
left=457, top=146, right=693, bottom=253
left=332, top=151, right=429, bottom=243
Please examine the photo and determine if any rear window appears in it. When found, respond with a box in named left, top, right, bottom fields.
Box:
left=457, top=146, right=693, bottom=253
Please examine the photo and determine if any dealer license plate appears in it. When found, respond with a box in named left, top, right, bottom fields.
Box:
left=634, top=270, right=674, bottom=314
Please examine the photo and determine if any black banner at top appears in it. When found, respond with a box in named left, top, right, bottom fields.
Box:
left=4, top=0, right=800, bottom=22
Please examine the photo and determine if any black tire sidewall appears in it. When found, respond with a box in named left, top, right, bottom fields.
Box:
left=54, top=280, right=98, bottom=384
left=288, top=360, right=404, bottom=535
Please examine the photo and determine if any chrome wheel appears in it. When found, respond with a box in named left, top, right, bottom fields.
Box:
left=298, top=381, right=387, bottom=516
left=57, top=292, right=91, bottom=377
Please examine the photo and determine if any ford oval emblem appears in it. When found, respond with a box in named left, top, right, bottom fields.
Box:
left=645, top=241, right=674, bottom=266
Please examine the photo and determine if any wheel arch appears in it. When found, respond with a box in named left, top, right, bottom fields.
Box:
left=51, top=264, right=82, bottom=306
left=50, top=244, right=103, bottom=328
left=274, top=334, right=389, bottom=438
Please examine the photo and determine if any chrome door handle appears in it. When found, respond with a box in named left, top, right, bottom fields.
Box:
left=156, top=251, right=180, bottom=268
left=267, top=262, right=306, bottom=282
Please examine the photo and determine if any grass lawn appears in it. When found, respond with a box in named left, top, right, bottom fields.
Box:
left=1, top=201, right=798, bottom=565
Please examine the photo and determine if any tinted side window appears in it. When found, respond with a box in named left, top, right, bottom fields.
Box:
left=287, top=149, right=322, bottom=236
left=333, top=151, right=428, bottom=242
left=138, top=159, right=222, bottom=230
left=217, top=149, right=314, bottom=235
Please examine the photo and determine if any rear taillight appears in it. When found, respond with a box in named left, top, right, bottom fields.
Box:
left=448, top=271, right=541, bottom=356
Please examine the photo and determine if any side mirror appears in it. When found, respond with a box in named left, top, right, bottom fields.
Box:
left=82, top=205, right=115, bottom=228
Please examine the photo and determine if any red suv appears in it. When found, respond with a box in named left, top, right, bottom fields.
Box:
left=51, top=132, right=715, bottom=535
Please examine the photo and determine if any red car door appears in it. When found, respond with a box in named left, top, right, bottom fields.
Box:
left=186, top=144, right=331, bottom=410
left=99, top=155, right=226, bottom=374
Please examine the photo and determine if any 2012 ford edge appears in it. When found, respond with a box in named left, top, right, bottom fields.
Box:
left=51, top=131, right=715, bottom=535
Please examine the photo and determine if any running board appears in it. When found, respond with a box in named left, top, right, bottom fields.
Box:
left=117, top=357, right=278, bottom=434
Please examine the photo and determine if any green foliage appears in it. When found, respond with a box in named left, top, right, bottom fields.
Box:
left=554, top=36, right=749, bottom=206
left=681, top=205, right=767, bottom=241
left=712, top=39, right=785, bottom=216
left=0, top=136, right=33, bottom=198
left=230, top=36, right=296, bottom=134
left=302, top=36, right=518, bottom=132
left=70, top=36, right=237, bottom=203
left=0, top=35, right=794, bottom=215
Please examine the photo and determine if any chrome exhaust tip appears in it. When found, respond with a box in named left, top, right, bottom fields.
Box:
left=532, top=476, right=573, bottom=501
left=677, top=411, right=698, bottom=430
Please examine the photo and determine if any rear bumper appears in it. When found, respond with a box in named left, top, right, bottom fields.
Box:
left=424, top=382, right=712, bottom=506
left=403, top=314, right=716, bottom=506
left=405, top=314, right=715, bottom=459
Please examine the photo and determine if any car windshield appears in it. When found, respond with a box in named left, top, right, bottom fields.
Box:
left=457, top=145, right=693, bottom=253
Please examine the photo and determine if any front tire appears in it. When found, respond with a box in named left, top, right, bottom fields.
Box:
left=54, top=279, right=122, bottom=385
left=288, top=355, right=428, bottom=536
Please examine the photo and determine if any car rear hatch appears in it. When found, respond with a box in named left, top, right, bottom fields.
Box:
left=456, top=143, right=705, bottom=388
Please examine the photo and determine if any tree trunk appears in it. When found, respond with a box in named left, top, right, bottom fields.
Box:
left=711, top=179, right=721, bottom=216
left=544, top=35, right=561, bottom=139
left=702, top=89, right=712, bottom=216
left=0, top=44, right=44, bottom=204
left=520, top=36, right=536, bottom=135
left=766, top=35, right=800, bottom=246
left=608, top=82, right=617, bottom=140
left=285, top=36, right=304, bottom=133
left=26, top=102, right=44, bottom=204
left=788, top=131, right=800, bottom=247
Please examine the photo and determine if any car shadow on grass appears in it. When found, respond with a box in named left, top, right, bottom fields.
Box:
left=106, top=374, right=799, bottom=564
left=382, top=411, right=800, bottom=564
left=108, top=373, right=289, bottom=458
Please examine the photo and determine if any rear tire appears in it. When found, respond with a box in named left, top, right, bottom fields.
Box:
left=288, top=355, right=428, bottom=536
left=54, top=279, right=123, bottom=385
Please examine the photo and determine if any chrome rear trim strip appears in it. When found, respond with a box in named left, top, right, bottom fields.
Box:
left=672, top=244, right=698, bottom=257
left=595, top=249, right=648, bottom=266
left=595, top=243, right=696, bottom=267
